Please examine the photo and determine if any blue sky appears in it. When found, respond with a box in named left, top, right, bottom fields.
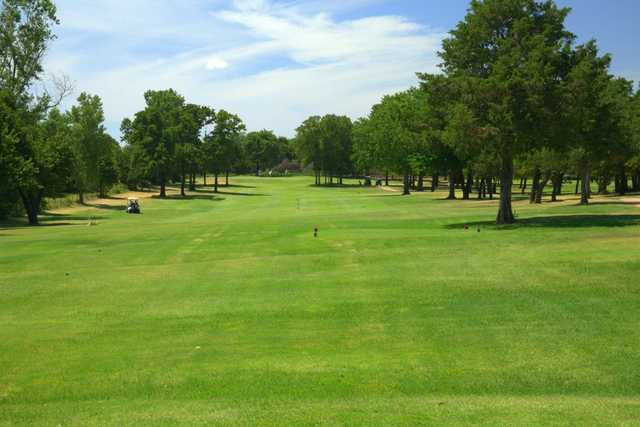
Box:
left=44, top=0, right=639, bottom=139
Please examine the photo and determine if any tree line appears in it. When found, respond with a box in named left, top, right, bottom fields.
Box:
left=292, top=0, right=640, bottom=224
left=2, top=0, right=640, bottom=226
left=0, top=0, right=295, bottom=224
left=120, top=89, right=294, bottom=198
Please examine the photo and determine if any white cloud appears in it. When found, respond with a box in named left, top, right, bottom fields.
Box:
left=205, top=57, right=230, bottom=70
left=44, top=0, right=445, bottom=138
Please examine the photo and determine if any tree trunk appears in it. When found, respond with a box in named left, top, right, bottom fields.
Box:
left=463, top=171, right=473, bottom=200
left=431, top=174, right=438, bottom=192
left=447, top=173, right=456, bottom=199
left=385, top=172, right=389, bottom=187
left=521, top=177, right=528, bottom=194
left=616, top=172, right=628, bottom=195
left=556, top=174, right=564, bottom=196
left=19, top=188, right=42, bottom=226
left=256, top=163, right=260, bottom=177
left=214, top=173, right=219, bottom=193
left=535, top=175, right=549, bottom=204
left=574, top=177, right=580, bottom=195
left=226, top=171, right=229, bottom=186
left=78, top=191, right=84, bottom=204
left=159, top=177, right=167, bottom=198
left=488, top=177, right=494, bottom=200
left=551, top=174, right=563, bottom=202
left=181, top=174, right=186, bottom=197
left=529, top=169, right=540, bottom=203
left=203, top=172, right=207, bottom=187
left=496, top=153, right=515, bottom=224
left=402, top=173, right=411, bottom=195
left=632, top=173, right=640, bottom=192
left=417, top=175, right=424, bottom=192
left=580, top=169, right=590, bottom=205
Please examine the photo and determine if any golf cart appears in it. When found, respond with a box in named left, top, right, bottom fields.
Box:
left=127, top=197, right=140, bottom=214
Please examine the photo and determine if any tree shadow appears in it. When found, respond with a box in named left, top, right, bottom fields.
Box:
left=597, top=192, right=640, bottom=198
left=571, top=200, right=640, bottom=207
left=364, top=193, right=405, bottom=198
left=307, top=183, right=366, bottom=189
left=445, top=214, right=640, bottom=230
left=0, top=213, right=109, bottom=230
left=0, top=221, right=73, bottom=230
left=215, top=190, right=270, bottom=197
left=84, top=203, right=127, bottom=211
left=151, top=194, right=225, bottom=201
left=222, top=184, right=256, bottom=189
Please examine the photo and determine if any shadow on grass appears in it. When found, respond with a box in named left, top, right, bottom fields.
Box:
left=307, top=183, right=365, bottom=189
left=190, top=187, right=269, bottom=197
left=596, top=192, right=640, bottom=198
left=83, top=203, right=126, bottom=211
left=445, top=214, right=640, bottom=230
left=215, top=190, right=270, bottom=197
left=0, top=213, right=109, bottom=230
left=571, top=200, right=640, bottom=207
left=220, top=184, right=256, bottom=189
left=151, top=194, right=226, bottom=201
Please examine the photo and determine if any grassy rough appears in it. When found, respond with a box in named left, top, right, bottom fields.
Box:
left=1, top=176, right=639, bottom=426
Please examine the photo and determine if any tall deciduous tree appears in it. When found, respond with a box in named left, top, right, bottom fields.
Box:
left=0, top=0, right=73, bottom=224
left=565, top=41, right=614, bottom=204
left=439, top=0, right=574, bottom=223
left=69, top=92, right=110, bottom=202
left=367, top=89, right=426, bottom=195
left=244, top=130, right=280, bottom=176
left=121, top=89, right=186, bottom=198
left=295, top=116, right=323, bottom=184
left=204, top=109, right=245, bottom=192
left=176, top=104, right=214, bottom=196
left=295, top=115, right=353, bottom=185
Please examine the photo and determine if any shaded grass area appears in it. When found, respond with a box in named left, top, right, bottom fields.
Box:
left=1, top=176, right=640, bottom=425
left=447, top=214, right=640, bottom=229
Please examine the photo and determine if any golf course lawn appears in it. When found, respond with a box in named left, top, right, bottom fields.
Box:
left=1, top=176, right=640, bottom=425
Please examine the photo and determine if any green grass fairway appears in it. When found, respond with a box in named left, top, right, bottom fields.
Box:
left=2, top=176, right=640, bottom=425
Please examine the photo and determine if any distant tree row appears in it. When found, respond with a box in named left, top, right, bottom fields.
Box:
left=120, top=91, right=295, bottom=197
left=293, top=0, right=640, bottom=224
left=295, top=114, right=354, bottom=185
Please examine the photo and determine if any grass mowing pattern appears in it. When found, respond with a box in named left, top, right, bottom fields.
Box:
left=1, top=176, right=640, bottom=425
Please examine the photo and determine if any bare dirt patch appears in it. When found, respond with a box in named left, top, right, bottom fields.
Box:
left=49, top=189, right=180, bottom=214
left=380, top=185, right=401, bottom=193
left=620, top=197, right=640, bottom=208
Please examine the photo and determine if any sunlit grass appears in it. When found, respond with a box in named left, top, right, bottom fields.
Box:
left=1, top=176, right=639, bottom=425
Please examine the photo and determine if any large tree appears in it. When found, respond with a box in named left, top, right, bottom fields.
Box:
left=204, top=109, right=245, bottom=192
left=295, top=114, right=353, bottom=185
left=439, top=0, right=574, bottom=223
left=367, top=89, right=426, bottom=195
left=244, top=129, right=281, bottom=176
left=69, top=92, right=112, bottom=202
left=295, top=116, right=324, bottom=184
left=564, top=41, right=616, bottom=204
left=175, top=104, right=214, bottom=196
left=417, top=74, right=463, bottom=197
left=0, top=0, right=74, bottom=224
left=121, top=89, right=186, bottom=198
